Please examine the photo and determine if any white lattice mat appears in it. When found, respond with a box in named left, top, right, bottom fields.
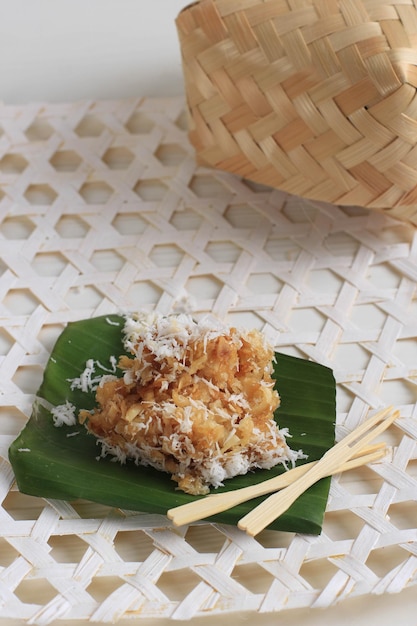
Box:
left=0, top=96, right=416, bottom=623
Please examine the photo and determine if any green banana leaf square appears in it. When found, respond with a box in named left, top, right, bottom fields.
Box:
left=9, top=314, right=336, bottom=534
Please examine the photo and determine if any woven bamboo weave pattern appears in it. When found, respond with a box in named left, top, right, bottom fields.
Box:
left=176, top=0, right=417, bottom=224
left=0, top=96, right=416, bottom=623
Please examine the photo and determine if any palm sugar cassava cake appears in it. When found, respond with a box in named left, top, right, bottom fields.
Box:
left=79, top=312, right=302, bottom=495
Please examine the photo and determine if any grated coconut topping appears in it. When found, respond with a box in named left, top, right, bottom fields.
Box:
left=74, top=312, right=303, bottom=495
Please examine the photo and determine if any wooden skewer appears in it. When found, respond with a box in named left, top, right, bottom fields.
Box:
left=167, top=443, right=387, bottom=527
left=238, top=406, right=399, bottom=536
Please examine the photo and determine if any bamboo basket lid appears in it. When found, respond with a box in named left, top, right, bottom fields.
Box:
left=176, top=0, right=417, bottom=225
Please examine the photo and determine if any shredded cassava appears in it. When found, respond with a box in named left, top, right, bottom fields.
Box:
left=78, top=312, right=302, bottom=495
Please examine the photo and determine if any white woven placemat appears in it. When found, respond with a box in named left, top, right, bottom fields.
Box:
left=0, top=95, right=416, bottom=624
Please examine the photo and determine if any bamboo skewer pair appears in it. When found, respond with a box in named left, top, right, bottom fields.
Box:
left=168, top=407, right=399, bottom=536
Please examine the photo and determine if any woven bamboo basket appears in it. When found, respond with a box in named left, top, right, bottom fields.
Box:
left=176, top=0, right=417, bottom=225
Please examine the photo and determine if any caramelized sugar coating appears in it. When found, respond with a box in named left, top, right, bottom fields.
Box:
left=80, top=314, right=295, bottom=495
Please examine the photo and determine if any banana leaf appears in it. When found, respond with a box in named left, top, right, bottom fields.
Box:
left=8, top=314, right=336, bottom=534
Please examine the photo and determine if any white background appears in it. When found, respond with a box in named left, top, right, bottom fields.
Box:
left=0, top=0, right=186, bottom=104
left=0, top=1, right=415, bottom=624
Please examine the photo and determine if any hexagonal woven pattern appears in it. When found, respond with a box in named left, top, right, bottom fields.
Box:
left=0, top=96, right=416, bottom=623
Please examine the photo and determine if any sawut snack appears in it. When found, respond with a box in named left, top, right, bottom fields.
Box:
left=79, top=312, right=299, bottom=495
